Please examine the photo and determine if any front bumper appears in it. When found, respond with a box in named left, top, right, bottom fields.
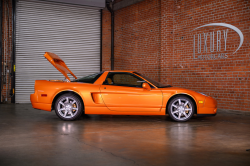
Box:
left=197, top=96, right=217, bottom=115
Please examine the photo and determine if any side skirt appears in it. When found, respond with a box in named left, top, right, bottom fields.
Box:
left=85, top=106, right=166, bottom=115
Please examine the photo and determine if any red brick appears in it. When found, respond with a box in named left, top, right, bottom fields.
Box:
left=102, top=0, right=250, bottom=112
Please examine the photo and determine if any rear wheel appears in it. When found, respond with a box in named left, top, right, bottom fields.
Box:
left=167, top=96, right=194, bottom=122
left=55, top=93, right=83, bottom=121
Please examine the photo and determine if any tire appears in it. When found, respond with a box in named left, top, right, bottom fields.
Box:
left=55, top=93, right=83, bottom=121
left=167, top=96, right=195, bottom=122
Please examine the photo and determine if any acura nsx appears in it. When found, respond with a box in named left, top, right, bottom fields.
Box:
left=30, top=52, right=217, bottom=122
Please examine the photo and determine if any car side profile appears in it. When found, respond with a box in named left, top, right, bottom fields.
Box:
left=30, top=52, right=217, bottom=122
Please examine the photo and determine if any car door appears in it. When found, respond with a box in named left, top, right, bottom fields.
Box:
left=100, top=72, right=162, bottom=112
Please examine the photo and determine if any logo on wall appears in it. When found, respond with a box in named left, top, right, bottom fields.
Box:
left=192, top=23, right=244, bottom=60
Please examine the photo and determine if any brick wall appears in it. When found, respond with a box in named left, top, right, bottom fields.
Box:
left=102, top=0, right=250, bottom=112
left=1, top=0, right=13, bottom=103
left=102, top=10, right=112, bottom=71
left=115, top=0, right=161, bottom=82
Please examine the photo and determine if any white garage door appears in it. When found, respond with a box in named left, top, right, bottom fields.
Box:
left=16, top=0, right=101, bottom=103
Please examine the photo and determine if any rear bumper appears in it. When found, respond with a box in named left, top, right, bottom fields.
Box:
left=30, top=94, right=51, bottom=111
left=30, top=93, right=37, bottom=103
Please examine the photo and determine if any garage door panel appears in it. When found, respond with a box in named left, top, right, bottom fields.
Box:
left=16, top=0, right=101, bottom=103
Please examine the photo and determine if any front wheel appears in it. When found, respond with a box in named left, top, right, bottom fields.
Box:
left=167, top=96, right=195, bottom=122
left=55, top=93, right=83, bottom=121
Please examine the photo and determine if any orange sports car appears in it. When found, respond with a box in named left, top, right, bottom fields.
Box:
left=30, top=52, right=217, bottom=122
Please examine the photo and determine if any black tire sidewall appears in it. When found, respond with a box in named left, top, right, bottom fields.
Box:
left=55, top=93, right=83, bottom=121
left=167, top=96, right=195, bottom=122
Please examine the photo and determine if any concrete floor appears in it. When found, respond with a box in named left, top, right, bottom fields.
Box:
left=0, top=104, right=250, bottom=166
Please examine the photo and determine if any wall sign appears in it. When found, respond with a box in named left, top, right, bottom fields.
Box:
left=192, top=23, right=244, bottom=60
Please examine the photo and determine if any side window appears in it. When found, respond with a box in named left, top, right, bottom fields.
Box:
left=104, top=73, right=145, bottom=87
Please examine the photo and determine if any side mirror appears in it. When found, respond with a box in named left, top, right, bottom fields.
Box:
left=142, top=82, right=151, bottom=90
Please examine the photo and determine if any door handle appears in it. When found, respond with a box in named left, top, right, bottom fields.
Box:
left=104, top=87, right=106, bottom=89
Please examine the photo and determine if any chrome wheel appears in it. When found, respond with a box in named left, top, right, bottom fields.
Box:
left=168, top=97, right=194, bottom=122
left=57, top=97, right=78, bottom=119
left=55, top=93, right=83, bottom=121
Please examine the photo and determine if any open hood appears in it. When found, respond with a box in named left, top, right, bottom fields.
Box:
left=44, top=52, right=77, bottom=81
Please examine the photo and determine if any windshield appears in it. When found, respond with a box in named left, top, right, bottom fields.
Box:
left=133, top=72, right=171, bottom=88
left=72, top=72, right=104, bottom=83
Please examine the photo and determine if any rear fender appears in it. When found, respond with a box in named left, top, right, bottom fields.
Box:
left=51, top=90, right=84, bottom=110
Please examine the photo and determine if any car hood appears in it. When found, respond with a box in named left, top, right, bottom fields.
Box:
left=44, top=52, right=77, bottom=81
left=159, top=87, right=196, bottom=93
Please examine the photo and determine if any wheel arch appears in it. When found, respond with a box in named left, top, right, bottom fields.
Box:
left=51, top=90, right=84, bottom=111
left=166, top=93, right=197, bottom=114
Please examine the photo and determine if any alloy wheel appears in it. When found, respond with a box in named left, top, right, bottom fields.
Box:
left=169, top=98, right=194, bottom=121
left=55, top=94, right=82, bottom=120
